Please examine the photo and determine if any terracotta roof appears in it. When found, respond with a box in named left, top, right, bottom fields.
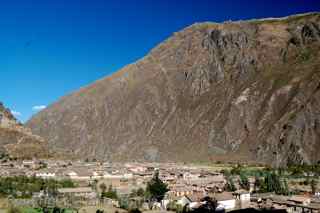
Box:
left=288, top=196, right=311, bottom=203
left=211, top=192, right=234, bottom=201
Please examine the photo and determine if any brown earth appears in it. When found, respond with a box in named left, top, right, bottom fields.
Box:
left=27, top=13, right=320, bottom=166
left=0, top=102, right=48, bottom=159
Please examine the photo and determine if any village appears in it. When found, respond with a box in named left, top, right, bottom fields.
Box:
left=1, top=159, right=320, bottom=213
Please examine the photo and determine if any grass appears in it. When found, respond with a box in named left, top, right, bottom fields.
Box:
left=299, top=49, right=312, bottom=62
left=21, top=208, right=74, bottom=213
left=21, top=207, right=41, bottom=213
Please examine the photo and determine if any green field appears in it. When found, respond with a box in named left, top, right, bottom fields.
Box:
left=21, top=207, right=75, bottom=213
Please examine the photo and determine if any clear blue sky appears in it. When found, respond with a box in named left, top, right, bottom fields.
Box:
left=1, top=0, right=319, bottom=122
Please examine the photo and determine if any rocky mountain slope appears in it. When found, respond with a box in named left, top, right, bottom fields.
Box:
left=27, top=13, right=320, bottom=166
left=0, top=102, right=48, bottom=159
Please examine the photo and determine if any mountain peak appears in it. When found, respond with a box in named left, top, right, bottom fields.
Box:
left=27, top=13, right=320, bottom=166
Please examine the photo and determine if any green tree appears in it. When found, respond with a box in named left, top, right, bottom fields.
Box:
left=254, top=175, right=263, bottom=192
left=60, top=179, right=75, bottom=188
left=281, top=179, right=289, bottom=195
left=311, top=179, right=318, bottom=194
left=136, top=188, right=144, bottom=197
left=7, top=206, right=22, bottom=213
left=239, top=173, right=250, bottom=190
left=99, top=183, right=107, bottom=194
left=102, top=185, right=118, bottom=200
left=225, top=176, right=236, bottom=192
left=262, top=171, right=288, bottom=195
left=194, top=197, right=218, bottom=213
left=129, top=189, right=137, bottom=198
left=145, top=170, right=168, bottom=202
left=231, top=164, right=243, bottom=175
left=128, top=209, right=141, bottom=213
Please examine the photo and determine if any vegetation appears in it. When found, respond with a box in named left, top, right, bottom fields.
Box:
left=7, top=207, right=74, bottom=213
left=128, top=209, right=141, bottom=213
left=99, top=183, right=107, bottom=195
left=101, top=185, right=118, bottom=200
left=286, top=164, right=320, bottom=178
left=145, top=170, right=168, bottom=202
left=299, top=49, right=312, bottom=62
left=239, top=173, right=250, bottom=190
left=225, top=176, right=236, bottom=192
left=191, top=196, right=218, bottom=213
left=0, top=176, right=75, bottom=198
left=7, top=205, right=22, bottom=213
left=166, top=201, right=184, bottom=213
left=311, top=179, right=318, bottom=194
left=223, top=163, right=301, bottom=195
left=254, top=171, right=289, bottom=195
left=129, top=188, right=145, bottom=198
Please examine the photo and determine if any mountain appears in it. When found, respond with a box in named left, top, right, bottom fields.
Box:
left=0, top=102, right=48, bottom=159
left=27, top=13, right=320, bottom=166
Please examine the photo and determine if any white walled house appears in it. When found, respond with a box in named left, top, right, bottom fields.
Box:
left=215, top=192, right=236, bottom=210
left=57, top=187, right=96, bottom=199
left=234, top=190, right=251, bottom=202
left=35, top=171, right=56, bottom=179
left=240, top=192, right=250, bottom=202
left=177, top=195, right=192, bottom=207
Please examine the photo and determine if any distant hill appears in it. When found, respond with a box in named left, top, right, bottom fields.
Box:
left=27, top=13, right=320, bottom=166
left=0, top=102, right=48, bottom=159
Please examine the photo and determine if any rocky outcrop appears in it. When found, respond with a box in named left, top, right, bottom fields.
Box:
left=27, top=13, right=320, bottom=166
left=0, top=102, right=48, bottom=159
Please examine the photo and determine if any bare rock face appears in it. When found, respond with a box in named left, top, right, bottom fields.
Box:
left=0, top=102, right=48, bottom=159
left=27, top=13, right=320, bottom=166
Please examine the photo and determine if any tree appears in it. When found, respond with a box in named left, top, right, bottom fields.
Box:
left=225, top=176, right=236, bottom=192
left=145, top=170, right=168, bottom=202
left=101, top=185, right=118, bottom=200
left=239, top=173, right=250, bottom=190
left=7, top=206, right=22, bottom=213
left=280, top=179, right=289, bottom=195
left=136, top=188, right=145, bottom=197
left=262, top=171, right=288, bottom=195
left=193, top=196, right=217, bottom=213
left=311, top=179, right=318, bottom=194
left=128, top=209, right=141, bottom=213
left=53, top=207, right=61, bottom=213
left=265, top=172, right=281, bottom=193
left=167, top=201, right=183, bottom=213
left=231, top=164, right=243, bottom=175
left=254, top=175, right=263, bottom=192
left=99, top=183, right=107, bottom=194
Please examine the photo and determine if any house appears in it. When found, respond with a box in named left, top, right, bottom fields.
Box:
left=35, top=170, right=56, bottom=179
left=169, top=186, right=194, bottom=197
left=57, top=187, right=96, bottom=199
left=65, top=168, right=92, bottom=180
left=177, top=195, right=192, bottom=207
left=183, top=172, right=200, bottom=180
left=128, top=166, right=147, bottom=173
left=214, top=192, right=236, bottom=210
left=288, top=195, right=311, bottom=206
left=234, top=190, right=251, bottom=202
left=22, top=160, right=38, bottom=169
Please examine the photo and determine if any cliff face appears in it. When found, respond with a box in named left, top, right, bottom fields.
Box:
left=0, top=103, right=48, bottom=159
left=27, top=13, right=320, bottom=166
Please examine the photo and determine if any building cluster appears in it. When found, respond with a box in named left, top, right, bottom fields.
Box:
left=1, top=160, right=320, bottom=212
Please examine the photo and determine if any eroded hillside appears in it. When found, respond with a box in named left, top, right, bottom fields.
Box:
left=0, top=103, right=48, bottom=159
left=27, top=13, right=320, bottom=166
